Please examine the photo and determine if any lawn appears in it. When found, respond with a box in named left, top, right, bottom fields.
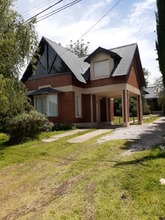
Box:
left=0, top=127, right=165, bottom=220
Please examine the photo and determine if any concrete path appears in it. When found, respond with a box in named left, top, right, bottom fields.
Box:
left=43, top=129, right=88, bottom=143
left=98, top=117, right=165, bottom=155
left=68, top=129, right=111, bottom=143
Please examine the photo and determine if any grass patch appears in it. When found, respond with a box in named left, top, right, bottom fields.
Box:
left=114, top=115, right=159, bottom=125
left=0, top=128, right=165, bottom=219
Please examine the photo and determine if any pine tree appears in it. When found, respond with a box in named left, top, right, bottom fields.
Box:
left=156, top=0, right=165, bottom=87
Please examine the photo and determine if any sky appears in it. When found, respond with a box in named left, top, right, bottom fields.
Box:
left=14, top=0, right=160, bottom=85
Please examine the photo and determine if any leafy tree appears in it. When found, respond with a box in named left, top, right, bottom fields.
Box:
left=0, top=0, right=37, bottom=79
left=156, top=0, right=165, bottom=87
left=154, top=76, right=165, bottom=113
left=0, top=75, right=32, bottom=131
left=143, top=68, right=150, bottom=87
left=66, top=39, right=90, bottom=57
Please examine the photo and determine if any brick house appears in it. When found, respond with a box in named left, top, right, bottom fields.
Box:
left=22, top=37, right=145, bottom=127
left=144, top=87, right=162, bottom=114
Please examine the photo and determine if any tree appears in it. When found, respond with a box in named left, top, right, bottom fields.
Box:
left=156, top=0, right=165, bottom=87
left=0, top=75, right=32, bottom=131
left=66, top=39, right=90, bottom=57
left=143, top=68, right=150, bottom=87
left=0, top=0, right=37, bottom=79
left=154, top=76, right=165, bottom=113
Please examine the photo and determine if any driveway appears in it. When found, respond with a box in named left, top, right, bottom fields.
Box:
left=98, top=117, right=165, bottom=155
left=43, top=117, right=165, bottom=155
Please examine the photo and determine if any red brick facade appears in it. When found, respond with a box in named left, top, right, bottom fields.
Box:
left=23, top=43, right=144, bottom=126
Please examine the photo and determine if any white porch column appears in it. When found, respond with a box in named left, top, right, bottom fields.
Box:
left=122, top=89, right=129, bottom=127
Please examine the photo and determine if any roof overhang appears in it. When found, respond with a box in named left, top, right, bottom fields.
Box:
left=29, top=87, right=62, bottom=96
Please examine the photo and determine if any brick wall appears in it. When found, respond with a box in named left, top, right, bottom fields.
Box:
left=25, top=73, right=73, bottom=91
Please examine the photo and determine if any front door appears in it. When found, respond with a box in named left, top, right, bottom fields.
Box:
left=100, top=98, right=107, bottom=122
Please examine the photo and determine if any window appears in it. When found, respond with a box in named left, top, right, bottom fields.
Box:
left=34, top=94, right=58, bottom=117
left=94, top=60, right=109, bottom=77
left=75, top=94, right=82, bottom=117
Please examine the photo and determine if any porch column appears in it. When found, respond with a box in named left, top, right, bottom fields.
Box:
left=109, top=98, right=114, bottom=125
left=122, top=89, right=129, bottom=127
left=137, top=95, right=143, bottom=124
left=90, top=94, right=93, bottom=123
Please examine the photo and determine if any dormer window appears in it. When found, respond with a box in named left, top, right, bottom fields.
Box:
left=93, top=59, right=110, bottom=78
left=84, top=46, right=122, bottom=81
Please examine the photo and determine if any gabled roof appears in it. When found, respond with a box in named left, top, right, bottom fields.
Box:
left=43, top=38, right=89, bottom=83
left=144, top=87, right=159, bottom=99
left=110, top=43, right=138, bottom=77
left=84, top=47, right=122, bottom=63
left=22, top=37, right=143, bottom=85
left=22, top=37, right=89, bottom=84
left=30, top=87, right=62, bottom=96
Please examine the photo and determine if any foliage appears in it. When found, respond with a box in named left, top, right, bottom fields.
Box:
left=5, top=111, right=53, bottom=144
left=0, top=74, right=32, bottom=131
left=142, top=67, right=150, bottom=86
left=142, top=94, right=151, bottom=115
left=0, top=0, right=37, bottom=79
left=52, top=123, right=74, bottom=131
left=114, top=98, right=122, bottom=116
left=129, top=97, right=137, bottom=116
left=66, top=39, right=90, bottom=57
left=154, top=76, right=165, bottom=113
left=156, top=0, right=165, bottom=87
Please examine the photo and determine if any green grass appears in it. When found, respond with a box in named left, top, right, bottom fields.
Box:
left=0, top=126, right=165, bottom=220
left=114, top=115, right=160, bottom=125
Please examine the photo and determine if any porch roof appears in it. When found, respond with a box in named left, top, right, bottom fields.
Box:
left=29, top=87, right=62, bottom=96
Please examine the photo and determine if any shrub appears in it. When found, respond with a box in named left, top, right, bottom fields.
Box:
left=6, top=111, right=53, bottom=144
left=52, top=123, right=73, bottom=131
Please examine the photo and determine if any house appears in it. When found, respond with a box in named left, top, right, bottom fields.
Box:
left=144, top=87, right=162, bottom=115
left=22, top=37, right=145, bottom=127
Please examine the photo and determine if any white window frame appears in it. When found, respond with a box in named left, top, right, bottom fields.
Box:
left=75, top=93, right=82, bottom=118
left=34, top=94, right=58, bottom=117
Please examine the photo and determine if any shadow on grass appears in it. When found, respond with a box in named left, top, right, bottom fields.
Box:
left=115, top=150, right=165, bottom=166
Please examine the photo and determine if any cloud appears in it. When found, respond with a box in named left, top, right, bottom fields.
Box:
left=16, top=0, right=160, bottom=84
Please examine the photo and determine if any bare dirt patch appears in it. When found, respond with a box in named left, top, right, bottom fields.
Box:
left=83, top=182, right=96, bottom=220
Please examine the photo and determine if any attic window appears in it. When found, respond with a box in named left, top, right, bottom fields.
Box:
left=94, top=60, right=109, bottom=78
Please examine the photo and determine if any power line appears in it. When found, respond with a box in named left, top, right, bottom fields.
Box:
left=25, top=0, right=63, bottom=22
left=37, top=0, right=81, bottom=23
left=22, top=0, right=56, bottom=17
left=78, top=0, right=122, bottom=41
left=59, top=0, right=122, bottom=58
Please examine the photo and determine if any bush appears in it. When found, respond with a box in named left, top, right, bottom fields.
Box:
left=6, top=111, right=53, bottom=144
left=52, top=123, right=73, bottom=131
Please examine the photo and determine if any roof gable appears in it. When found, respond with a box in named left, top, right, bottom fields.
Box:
left=22, top=38, right=144, bottom=86
left=84, top=47, right=121, bottom=63
left=22, top=37, right=89, bottom=84
left=110, top=43, right=137, bottom=77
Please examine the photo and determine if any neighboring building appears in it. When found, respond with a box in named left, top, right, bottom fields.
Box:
left=144, top=87, right=162, bottom=114
left=22, top=37, right=145, bottom=127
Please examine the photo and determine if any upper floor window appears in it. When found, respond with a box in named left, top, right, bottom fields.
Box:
left=94, top=60, right=109, bottom=78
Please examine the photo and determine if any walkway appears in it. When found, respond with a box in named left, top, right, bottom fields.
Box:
left=68, top=129, right=111, bottom=143
left=43, top=129, right=111, bottom=143
left=43, top=129, right=87, bottom=143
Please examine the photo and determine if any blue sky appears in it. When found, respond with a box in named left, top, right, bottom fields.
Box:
left=15, top=0, right=159, bottom=84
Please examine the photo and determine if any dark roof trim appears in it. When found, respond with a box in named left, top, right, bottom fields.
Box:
left=30, top=87, right=62, bottom=96
left=84, top=46, right=122, bottom=63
